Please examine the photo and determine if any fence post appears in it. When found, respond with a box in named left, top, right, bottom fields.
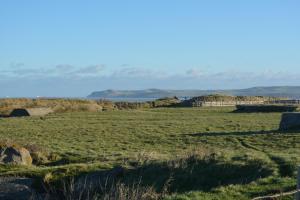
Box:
left=297, top=166, right=300, bottom=200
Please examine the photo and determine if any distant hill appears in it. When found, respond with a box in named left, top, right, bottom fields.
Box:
left=87, top=86, right=300, bottom=99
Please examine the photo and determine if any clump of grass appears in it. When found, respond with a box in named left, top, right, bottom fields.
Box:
left=33, top=177, right=165, bottom=200
left=0, top=139, right=22, bottom=148
left=24, top=144, right=52, bottom=165
left=270, top=156, right=297, bottom=177
left=131, top=151, right=165, bottom=166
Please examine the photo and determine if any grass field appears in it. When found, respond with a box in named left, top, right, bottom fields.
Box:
left=0, top=107, right=299, bottom=199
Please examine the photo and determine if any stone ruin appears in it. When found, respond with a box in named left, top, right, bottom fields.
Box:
left=279, top=112, right=300, bottom=131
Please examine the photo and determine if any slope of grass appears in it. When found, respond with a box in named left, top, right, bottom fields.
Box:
left=0, top=107, right=299, bottom=199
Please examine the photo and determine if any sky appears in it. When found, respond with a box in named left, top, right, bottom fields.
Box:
left=0, top=0, right=299, bottom=97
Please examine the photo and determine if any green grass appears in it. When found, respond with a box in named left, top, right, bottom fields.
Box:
left=0, top=107, right=299, bottom=199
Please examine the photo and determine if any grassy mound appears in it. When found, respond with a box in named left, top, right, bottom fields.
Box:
left=181, top=94, right=282, bottom=107
left=115, top=97, right=181, bottom=109
left=0, top=98, right=107, bottom=115
left=0, top=97, right=181, bottom=115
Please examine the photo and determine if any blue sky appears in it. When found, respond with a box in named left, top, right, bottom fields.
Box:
left=0, top=0, right=299, bottom=97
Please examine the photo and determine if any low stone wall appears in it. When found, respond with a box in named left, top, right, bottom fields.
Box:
left=192, top=101, right=264, bottom=107
left=236, top=105, right=299, bottom=113
left=279, top=112, right=300, bottom=131
left=267, top=100, right=300, bottom=105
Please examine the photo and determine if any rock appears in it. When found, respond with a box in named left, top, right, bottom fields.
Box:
left=0, top=177, right=33, bottom=200
left=279, top=112, right=300, bottom=131
left=0, top=146, right=32, bottom=166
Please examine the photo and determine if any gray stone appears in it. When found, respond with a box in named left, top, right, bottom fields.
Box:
left=0, top=146, right=32, bottom=165
left=10, top=108, right=53, bottom=117
left=279, top=112, right=300, bottom=131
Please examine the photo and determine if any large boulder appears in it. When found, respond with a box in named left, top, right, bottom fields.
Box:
left=279, top=112, right=300, bottom=131
left=0, top=146, right=32, bottom=166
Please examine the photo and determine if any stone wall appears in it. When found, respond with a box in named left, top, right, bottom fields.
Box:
left=279, top=112, right=300, bottom=131
left=192, top=101, right=264, bottom=107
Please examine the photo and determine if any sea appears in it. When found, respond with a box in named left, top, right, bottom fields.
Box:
left=88, top=97, right=160, bottom=102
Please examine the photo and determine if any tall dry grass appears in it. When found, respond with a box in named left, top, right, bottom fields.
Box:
left=0, top=98, right=110, bottom=115
left=31, top=178, right=167, bottom=200
left=0, top=97, right=180, bottom=115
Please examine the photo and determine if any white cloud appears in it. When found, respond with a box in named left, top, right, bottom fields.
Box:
left=54, top=64, right=75, bottom=72
left=2, top=63, right=300, bottom=97
left=74, top=65, right=105, bottom=75
left=112, top=67, right=167, bottom=78
left=186, top=68, right=204, bottom=77
left=10, top=62, right=25, bottom=68
left=0, top=64, right=106, bottom=78
left=2, top=64, right=300, bottom=83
